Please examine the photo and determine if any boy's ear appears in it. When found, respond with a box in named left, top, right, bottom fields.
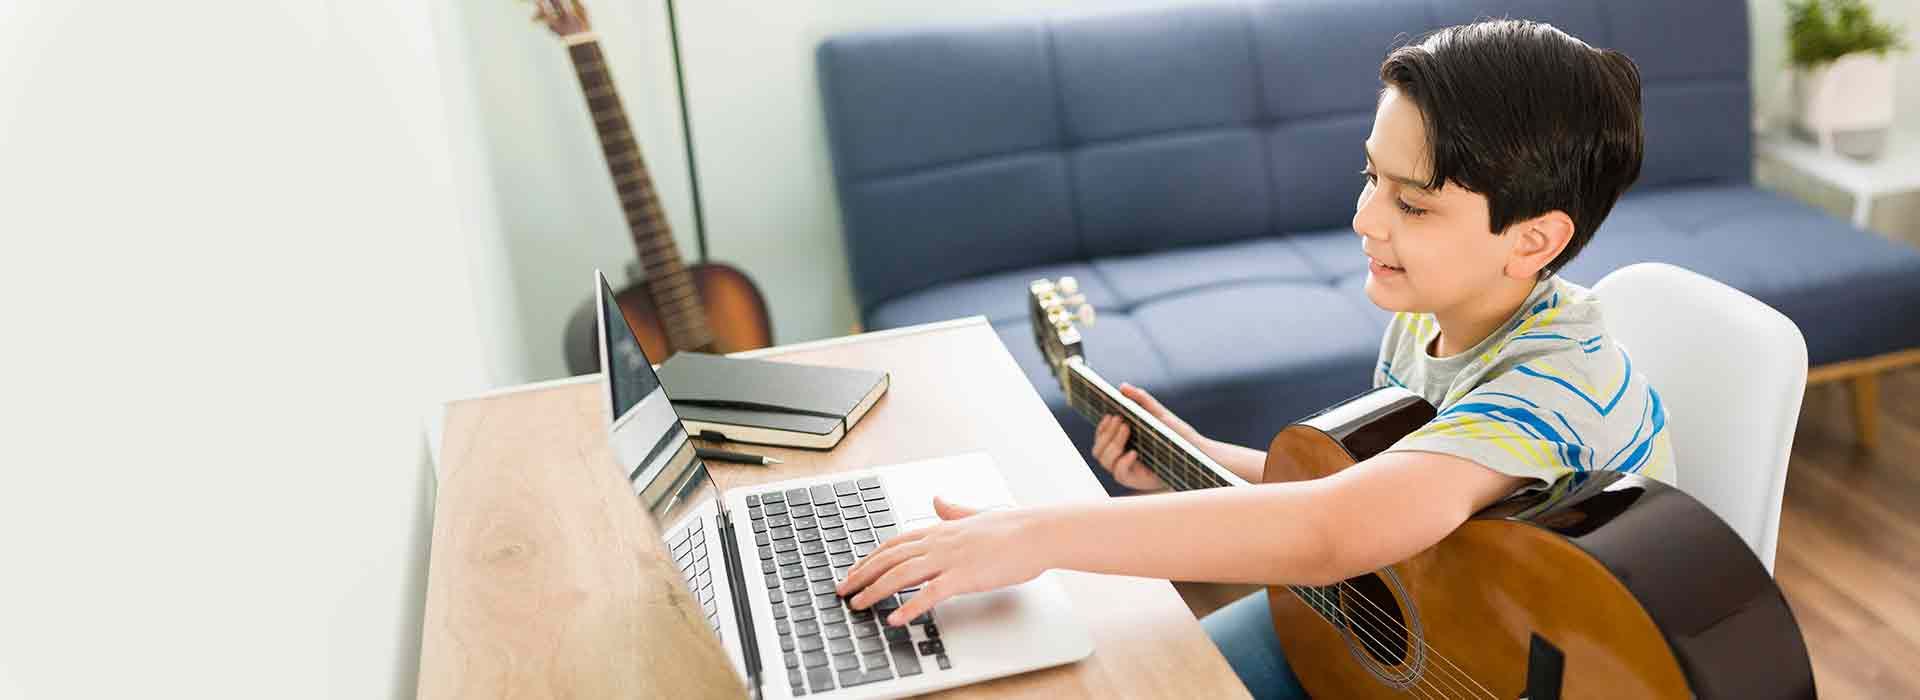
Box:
left=1504, top=210, right=1574, bottom=279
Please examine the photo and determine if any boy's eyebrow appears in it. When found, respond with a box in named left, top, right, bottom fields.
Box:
left=1363, top=145, right=1434, bottom=192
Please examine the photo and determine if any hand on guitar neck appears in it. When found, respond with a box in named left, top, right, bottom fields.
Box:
left=1089, top=383, right=1266, bottom=490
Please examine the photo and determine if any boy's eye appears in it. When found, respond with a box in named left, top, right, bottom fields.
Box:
left=1360, top=169, right=1427, bottom=216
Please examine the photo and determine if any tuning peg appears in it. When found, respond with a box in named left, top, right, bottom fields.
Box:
left=1076, top=303, right=1097, bottom=327
left=1058, top=276, right=1079, bottom=295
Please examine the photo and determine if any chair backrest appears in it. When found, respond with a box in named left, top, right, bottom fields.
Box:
left=1593, top=263, right=1806, bottom=573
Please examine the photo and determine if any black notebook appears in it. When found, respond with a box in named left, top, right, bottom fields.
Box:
left=654, top=352, right=890, bottom=450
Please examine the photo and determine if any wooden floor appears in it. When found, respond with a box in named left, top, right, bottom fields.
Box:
left=1775, top=366, right=1920, bottom=698
left=1173, top=365, right=1920, bottom=697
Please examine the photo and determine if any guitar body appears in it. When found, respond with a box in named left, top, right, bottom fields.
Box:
left=612, top=262, right=772, bottom=361
left=565, top=262, right=771, bottom=375
left=1262, top=389, right=1815, bottom=699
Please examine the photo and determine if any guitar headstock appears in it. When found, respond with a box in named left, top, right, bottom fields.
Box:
left=527, top=0, right=591, bottom=37
left=1027, top=277, right=1097, bottom=381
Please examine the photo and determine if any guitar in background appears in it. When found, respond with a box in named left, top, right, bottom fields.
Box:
left=535, top=0, right=773, bottom=374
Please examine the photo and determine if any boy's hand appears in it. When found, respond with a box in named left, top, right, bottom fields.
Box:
left=1091, top=384, right=1206, bottom=492
left=835, top=497, right=1047, bottom=627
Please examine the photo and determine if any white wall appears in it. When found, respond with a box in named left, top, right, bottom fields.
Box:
left=2, top=1, right=499, bottom=697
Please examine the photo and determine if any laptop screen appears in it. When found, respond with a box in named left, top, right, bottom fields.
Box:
left=596, top=272, right=721, bottom=526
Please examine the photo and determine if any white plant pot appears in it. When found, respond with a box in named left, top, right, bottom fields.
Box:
left=1794, top=53, right=1895, bottom=159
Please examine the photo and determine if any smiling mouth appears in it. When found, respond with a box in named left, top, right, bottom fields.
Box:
left=1370, top=256, right=1405, bottom=272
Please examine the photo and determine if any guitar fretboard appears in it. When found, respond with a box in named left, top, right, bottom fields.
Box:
left=566, top=40, right=714, bottom=353
left=1060, top=359, right=1341, bottom=625
left=1060, top=360, right=1244, bottom=491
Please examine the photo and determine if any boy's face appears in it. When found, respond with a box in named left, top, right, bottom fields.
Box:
left=1354, top=87, right=1523, bottom=316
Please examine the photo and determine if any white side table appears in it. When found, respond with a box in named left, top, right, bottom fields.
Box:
left=1755, top=129, right=1920, bottom=230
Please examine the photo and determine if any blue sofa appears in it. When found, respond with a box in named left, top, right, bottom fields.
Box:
left=818, top=0, right=1920, bottom=493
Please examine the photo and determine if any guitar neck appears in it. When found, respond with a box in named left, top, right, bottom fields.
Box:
left=1059, top=356, right=1359, bottom=628
left=564, top=38, right=714, bottom=352
left=1060, top=359, right=1247, bottom=491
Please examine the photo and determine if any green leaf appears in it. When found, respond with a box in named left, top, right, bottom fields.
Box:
left=1786, top=0, right=1908, bottom=67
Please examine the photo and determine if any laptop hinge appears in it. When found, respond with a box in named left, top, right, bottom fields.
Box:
left=717, top=509, right=764, bottom=700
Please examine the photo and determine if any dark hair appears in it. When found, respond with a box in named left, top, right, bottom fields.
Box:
left=1380, top=20, right=1643, bottom=276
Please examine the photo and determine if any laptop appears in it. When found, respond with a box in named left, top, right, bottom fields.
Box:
left=593, top=271, right=1093, bottom=698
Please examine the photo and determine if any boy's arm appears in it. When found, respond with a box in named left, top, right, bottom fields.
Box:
left=1194, top=437, right=1268, bottom=483
left=843, top=450, right=1528, bottom=624
left=1047, top=450, right=1528, bottom=585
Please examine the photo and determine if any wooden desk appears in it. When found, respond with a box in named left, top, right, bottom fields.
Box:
left=418, top=317, right=1249, bottom=698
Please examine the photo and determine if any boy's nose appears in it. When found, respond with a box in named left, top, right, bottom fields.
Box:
left=1353, top=188, right=1388, bottom=241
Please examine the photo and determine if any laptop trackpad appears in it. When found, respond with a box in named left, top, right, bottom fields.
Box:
left=879, top=452, right=1014, bottom=525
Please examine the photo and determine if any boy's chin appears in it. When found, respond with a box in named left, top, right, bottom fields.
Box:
left=1362, top=275, right=1422, bottom=313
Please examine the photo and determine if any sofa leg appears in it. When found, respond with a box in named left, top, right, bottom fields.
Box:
left=1850, top=372, right=1881, bottom=452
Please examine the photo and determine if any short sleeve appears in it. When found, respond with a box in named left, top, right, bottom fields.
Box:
left=1382, top=369, right=1583, bottom=487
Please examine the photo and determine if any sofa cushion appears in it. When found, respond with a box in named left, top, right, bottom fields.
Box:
left=1564, top=185, right=1920, bottom=365
left=1090, top=236, right=1318, bottom=306
left=838, top=154, right=1080, bottom=307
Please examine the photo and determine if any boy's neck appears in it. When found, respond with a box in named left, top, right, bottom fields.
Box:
left=1427, top=276, right=1545, bottom=358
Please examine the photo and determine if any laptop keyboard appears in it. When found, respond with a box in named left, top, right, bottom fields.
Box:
left=669, top=520, right=724, bottom=636
left=749, top=476, right=952, bottom=696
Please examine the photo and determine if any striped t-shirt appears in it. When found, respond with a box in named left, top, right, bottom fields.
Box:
left=1373, top=275, right=1675, bottom=488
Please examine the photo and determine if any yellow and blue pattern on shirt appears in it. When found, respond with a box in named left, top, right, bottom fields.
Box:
left=1406, top=378, right=1670, bottom=478
left=1377, top=282, right=1676, bottom=485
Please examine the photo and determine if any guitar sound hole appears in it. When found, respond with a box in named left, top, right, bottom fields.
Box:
left=1341, top=573, right=1409, bottom=666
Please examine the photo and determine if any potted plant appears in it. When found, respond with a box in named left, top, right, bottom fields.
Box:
left=1788, top=0, right=1907, bottom=159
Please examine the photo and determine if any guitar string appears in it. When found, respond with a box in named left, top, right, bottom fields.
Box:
left=1066, top=372, right=1219, bottom=489
left=1277, top=585, right=1460, bottom=700
left=1072, top=381, right=1189, bottom=489
left=1081, top=408, right=1491, bottom=697
left=1326, top=585, right=1482, bottom=700
left=1084, top=402, right=1483, bottom=697
left=1069, top=374, right=1492, bottom=697
left=1285, top=581, right=1474, bottom=700
left=574, top=46, right=717, bottom=351
left=1327, top=578, right=1494, bottom=699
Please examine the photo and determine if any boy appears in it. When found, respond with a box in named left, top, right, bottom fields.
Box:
left=837, top=19, right=1672, bottom=698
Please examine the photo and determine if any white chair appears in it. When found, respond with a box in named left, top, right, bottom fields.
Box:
left=1592, top=263, right=1807, bottom=573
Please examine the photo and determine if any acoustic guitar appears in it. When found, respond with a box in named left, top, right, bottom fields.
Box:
left=535, top=0, right=772, bottom=371
left=1026, top=278, right=1815, bottom=699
